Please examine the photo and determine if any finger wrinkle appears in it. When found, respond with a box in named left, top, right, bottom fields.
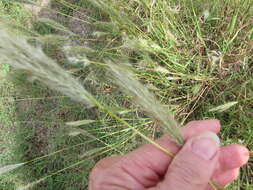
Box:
left=119, top=159, right=159, bottom=188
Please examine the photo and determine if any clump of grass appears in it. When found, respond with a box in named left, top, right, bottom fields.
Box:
left=0, top=23, right=225, bottom=189
left=1, top=0, right=252, bottom=189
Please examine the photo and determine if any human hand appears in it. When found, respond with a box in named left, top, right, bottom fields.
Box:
left=89, top=120, right=249, bottom=190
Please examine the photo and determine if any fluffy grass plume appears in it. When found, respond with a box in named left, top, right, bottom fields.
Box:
left=108, top=62, right=184, bottom=145
left=0, top=26, right=94, bottom=108
left=0, top=163, right=24, bottom=175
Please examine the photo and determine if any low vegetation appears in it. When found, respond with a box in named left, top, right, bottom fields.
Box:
left=0, top=0, right=252, bottom=189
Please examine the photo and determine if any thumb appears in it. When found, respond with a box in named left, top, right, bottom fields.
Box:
left=158, top=131, right=220, bottom=190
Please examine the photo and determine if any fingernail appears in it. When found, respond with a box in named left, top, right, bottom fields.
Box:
left=191, top=132, right=220, bottom=160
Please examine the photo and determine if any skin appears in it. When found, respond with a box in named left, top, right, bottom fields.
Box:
left=89, top=120, right=250, bottom=190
